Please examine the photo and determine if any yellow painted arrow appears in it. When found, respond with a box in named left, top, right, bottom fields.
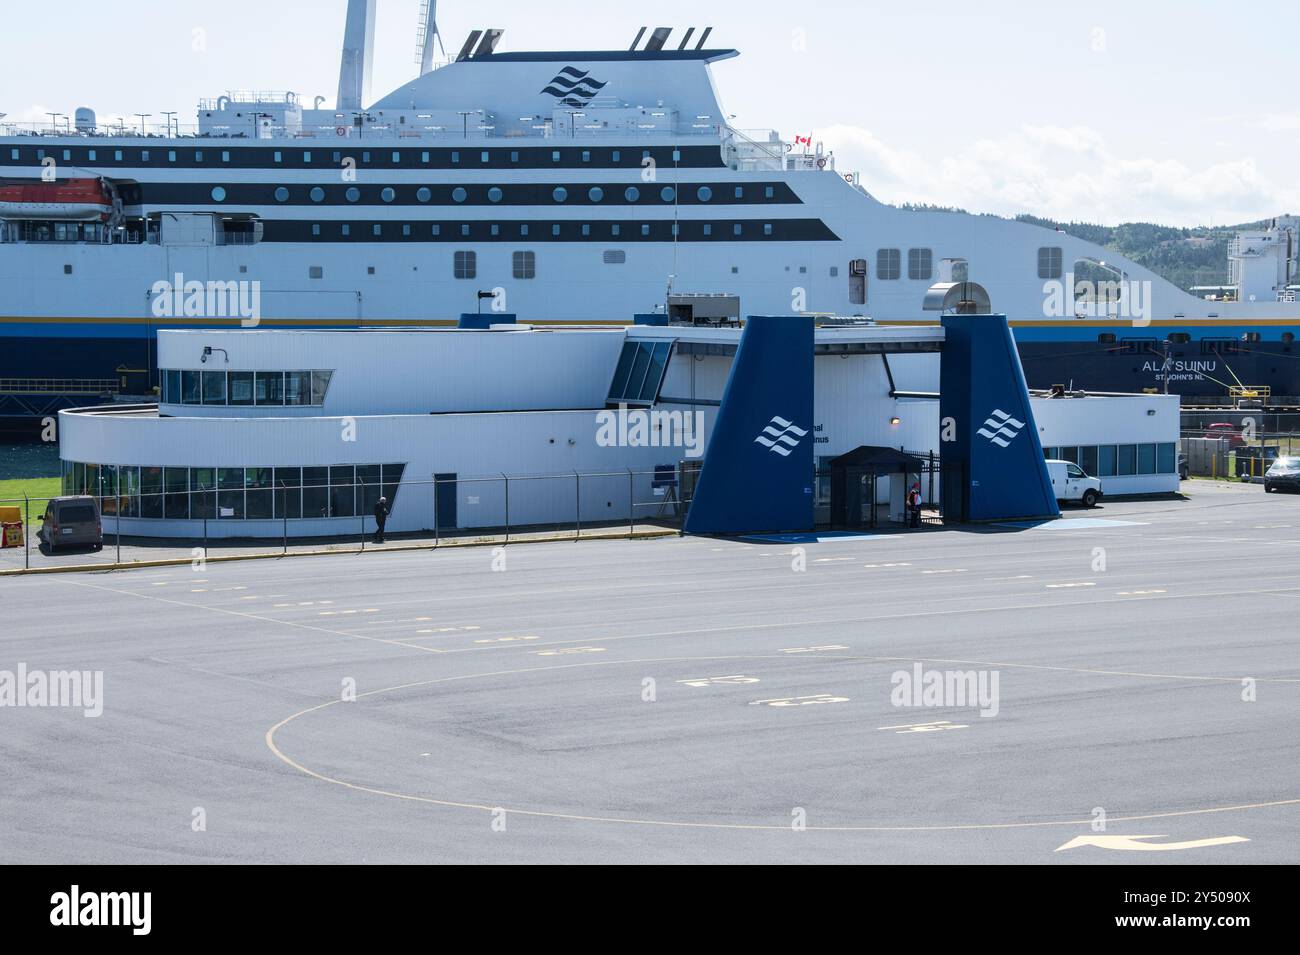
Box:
left=1056, top=834, right=1249, bottom=852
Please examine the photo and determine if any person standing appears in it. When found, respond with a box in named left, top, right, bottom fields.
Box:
left=373, top=496, right=389, bottom=543
left=907, top=482, right=922, bottom=528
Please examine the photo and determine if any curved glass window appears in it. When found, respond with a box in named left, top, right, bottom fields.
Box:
left=273, top=187, right=290, bottom=202
left=380, top=187, right=396, bottom=203
left=451, top=187, right=468, bottom=203
left=697, top=186, right=712, bottom=202
left=309, top=186, right=325, bottom=203
left=588, top=187, right=604, bottom=203
left=552, top=187, right=568, bottom=203
left=660, top=186, right=676, bottom=202
left=416, top=187, right=431, bottom=203
left=345, top=187, right=360, bottom=203
left=624, top=186, right=640, bottom=202
left=487, top=187, right=503, bottom=203
left=210, top=186, right=227, bottom=202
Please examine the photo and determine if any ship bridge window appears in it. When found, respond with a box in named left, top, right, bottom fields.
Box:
left=513, top=250, right=536, bottom=279
left=454, top=250, right=476, bottom=279
left=907, top=248, right=933, bottom=280
left=877, top=248, right=901, bottom=280
left=607, top=341, right=673, bottom=405
left=1038, top=246, right=1063, bottom=279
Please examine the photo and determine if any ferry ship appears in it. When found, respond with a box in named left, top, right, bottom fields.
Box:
left=2, top=1, right=1298, bottom=434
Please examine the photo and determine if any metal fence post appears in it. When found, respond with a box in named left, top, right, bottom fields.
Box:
left=23, top=493, right=29, bottom=570
left=202, top=485, right=209, bottom=558
left=502, top=473, right=510, bottom=544
left=432, top=476, right=440, bottom=548
left=359, top=482, right=365, bottom=552
left=282, top=482, right=288, bottom=556
left=574, top=470, right=581, bottom=540
left=627, top=468, right=634, bottom=538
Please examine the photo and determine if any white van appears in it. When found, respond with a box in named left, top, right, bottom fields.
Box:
left=1046, top=460, right=1103, bottom=508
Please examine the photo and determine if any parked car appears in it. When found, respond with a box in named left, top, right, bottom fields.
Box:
left=1046, top=460, right=1103, bottom=508
left=1264, top=457, right=1300, bottom=494
left=38, top=496, right=103, bottom=552
left=1205, top=423, right=1246, bottom=448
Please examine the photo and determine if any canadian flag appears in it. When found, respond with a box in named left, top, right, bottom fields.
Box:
left=794, top=134, right=812, bottom=148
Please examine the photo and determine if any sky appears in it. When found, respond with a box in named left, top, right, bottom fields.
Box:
left=5, top=0, right=1298, bottom=227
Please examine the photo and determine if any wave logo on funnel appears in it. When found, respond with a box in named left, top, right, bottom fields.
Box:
left=540, top=67, right=608, bottom=108
left=754, top=416, right=808, bottom=456
left=976, top=409, right=1026, bottom=448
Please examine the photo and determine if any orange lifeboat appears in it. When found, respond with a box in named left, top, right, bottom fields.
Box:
left=0, top=177, right=114, bottom=221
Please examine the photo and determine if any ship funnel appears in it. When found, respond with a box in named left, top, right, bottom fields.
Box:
left=337, top=0, right=377, bottom=111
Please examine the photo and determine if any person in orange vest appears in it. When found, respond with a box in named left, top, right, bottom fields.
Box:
left=907, top=482, right=922, bottom=528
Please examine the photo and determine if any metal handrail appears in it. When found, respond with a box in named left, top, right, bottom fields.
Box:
left=0, top=378, right=120, bottom=395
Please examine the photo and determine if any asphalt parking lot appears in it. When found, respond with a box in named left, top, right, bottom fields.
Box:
left=3, top=481, right=1298, bottom=863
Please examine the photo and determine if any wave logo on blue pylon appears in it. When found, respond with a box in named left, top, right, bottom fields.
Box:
left=754, top=416, right=809, bottom=456
left=540, top=67, right=607, bottom=108
left=976, top=409, right=1026, bottom=448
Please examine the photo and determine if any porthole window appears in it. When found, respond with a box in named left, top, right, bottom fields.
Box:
left=661, top=187, right=676, bottom=202
left=211, top=186, right=227, bottom=202
left=274, top=187, right=290, bottom=202
left=380, top=187, right=396, bottom=203
left=309, top=187, right=325, bottom=203
left=588, top=187, right=604, bottom=203
left=488, top=187, right=503, bottom=203
left=553, top=186, right=568, bottom=203
left=452, top=186, right=467, bottom=203
left=624, top=186, right=640, bottom=202
left=416, top=187, right=431, bottom=203
left=345, top=187, right=360, bottom=203
left=697, top=186, right=712, bottom=202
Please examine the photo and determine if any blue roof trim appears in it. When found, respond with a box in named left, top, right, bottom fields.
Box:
left=468, top=49, right=740, bottom=64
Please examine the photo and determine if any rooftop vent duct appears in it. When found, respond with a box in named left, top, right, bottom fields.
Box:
left=922, top=281, right=992, bottom=315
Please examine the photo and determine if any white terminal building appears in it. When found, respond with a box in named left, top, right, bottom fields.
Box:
left=57, top=319, right=1180, bottom=538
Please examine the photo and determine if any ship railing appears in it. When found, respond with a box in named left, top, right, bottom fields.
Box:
left=1, top=119, right=728, bottom=143
left=0, top=378, right=121, bottom=395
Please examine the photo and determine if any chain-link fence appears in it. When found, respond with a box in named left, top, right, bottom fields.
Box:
left=0, top=467, right=691, bottom=571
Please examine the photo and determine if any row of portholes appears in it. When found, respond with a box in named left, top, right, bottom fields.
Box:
left=213, top=185, right=712, bottom=205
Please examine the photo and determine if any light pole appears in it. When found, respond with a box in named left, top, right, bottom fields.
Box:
left=135, top=113, right=151, bottom=135
left=161, top=111, right=177, bottom=137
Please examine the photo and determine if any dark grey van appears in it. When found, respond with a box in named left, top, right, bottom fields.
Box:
left=39, top=496, right=103, bottom=552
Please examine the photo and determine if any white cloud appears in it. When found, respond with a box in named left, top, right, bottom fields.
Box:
left=822, top=122, right=1300, bottom=226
